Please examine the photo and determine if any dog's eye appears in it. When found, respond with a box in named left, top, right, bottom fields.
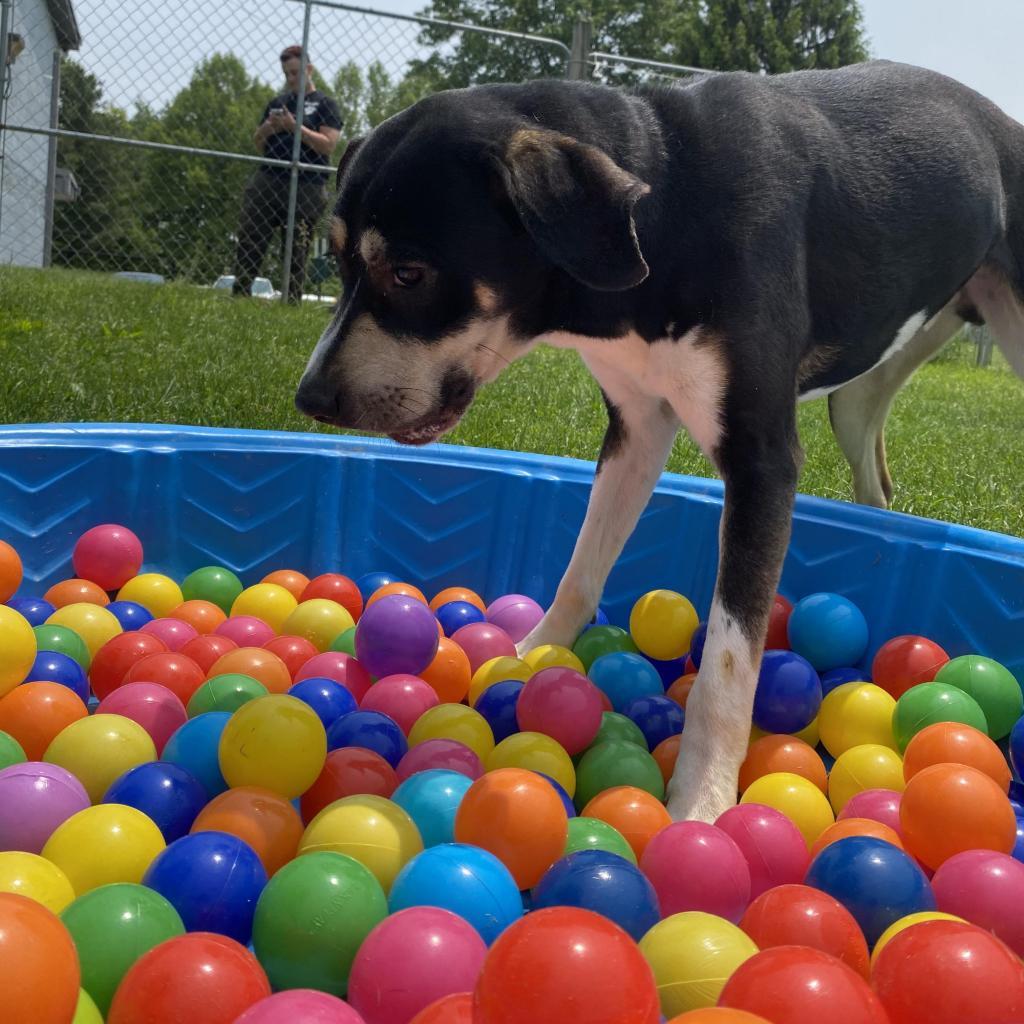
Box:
left=393, top=266, right=424, bottom=288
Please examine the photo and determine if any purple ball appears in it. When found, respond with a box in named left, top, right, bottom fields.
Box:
left=0, top=762, right=91, bottom=852
left=355, top=594, right=439, bottom=678
left=485, top=593, right=544, bottom=644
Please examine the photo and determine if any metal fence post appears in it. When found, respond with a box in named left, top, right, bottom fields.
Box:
left=567, top=15, right=592, bottom=80
left=0, top=0, right=14, bottom=242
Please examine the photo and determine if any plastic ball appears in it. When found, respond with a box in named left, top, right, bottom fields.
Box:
left=594, top=710, right=649, bottom=748
left=103, top=761, right=208, bottom=843
left=838, top=787, right=904, bottom=835
left=0, top=729, right=25, bottom=770
left=762, top=593, right=793, bottom=651
left=753, top=650, right=822, bottom=734
left=474, top=679, right=524, bottom=743
left=45, top=578, right=111, bottom=609
left=871, top=634, right=949, bottom=699
left=361, top=675, right=440, bottom=735
left=139, top=616, right=198, bottom=651
left=565, top=816, right=637, bottom=864
left=73, top=524, right=143, bottom=591
left=329, top=710, right=408, bottom=767
left=391, top=770, right=473, bottom=848
left=366, top=581, right=428, bottom=608
left=61, top=882, right=185, bottom=1016
left=419, top=636, right=472, bottom=703
left=236, top=990, right=366, bottom=1023
left=624, top=693, right=685, bottom=751
left=356, top=571, right=399, bottom=603
left=588, top=651, right=663, bottom=713
left=302, top=747, right=398, bottom=822
left=410, top=993, right=472, bottom=1024
left=0, top=540, right=23, bottom=602
left=715, top=803, right=810, bottom=899
left=6, top=595, right=54, bottom=627
left=355, top=594, right=439, bottom=678
left=105, top=600, right=153, bottom=631
left=870, top=910, right=965, bottom=965
left=295, top=651, right=372, bottom=703
left=522, top=643, right=586, bottom=675
left=629, top=589, right=699, bottom=661
left=181, top=566, right=244, bottom=614
left=106, top=932, right=270, bottom=1024
left=903, top=720, right=1011, bottom=789
left=810, top=817, right=904, bottom=858
left=575, top=739, right=664, bottom=807
left=216, top=615, right=275, bottom=647
left=821, top=666, right=866, bottom=695
left=639, top=911, right=758, bottom=1017
left=739, top=734, right=827, bottom=794
left=115, top=574, right=183, bottom=619
left=935, top=654, right=1023, bottom=740
left=817, top=682, right=897, bottom=757
left=0, top=761, right=90, bottom=853
left=435, top=600, right=485, bottom=637
left=646, top=653, right=690, bottom=688
left=263, top=633, right=318, bottom=677
left=88, top=630, right=168, bottom=701
left=0, top=604, right=37, bottom=698
left=741, top=772, right=835, bottom=848
left=281, top=598, right=354, bottom=652
left=488, top=731, right=577, bottom=797
left=43, top=803, right=166, bottom=895
left=303, top=573, right=364, bottom=620
left=169, top=599, right=226, bottom=635
left=33, top=622, right=90, bottom=668
left=123, top=651, right=205, bottom=705
left=252, top=849, right=386, bottom=994
left=24, top=649, right=89, bottom=702
left=179, top=633, right=237, bottom=673
left=227, top=583, right=294, bottom=633
left=187, top=672, right=268, bottom=716
left=256, top=568, right=308, bottom=600
left=208, top=646, right=291, bottom=694
left=467, top=655, right=530, bottom=705
left=288, top=675, right=358, bottom=731
left=410, top=703, right=495, bottom=761
left=329, top=626, right=356, bottom=655
left=397, top=739, right=483, bottom=782
left=786, top=593, right=869, bottom=671
left=653, top=734, right=680, bottom=784
left=300, top=794, right=424, bottom=893
left=827, top=744, right=905, bottom=813
left=484, top=593, right=544, bottom=644
left=573, top=624, right=639, bottom=672
left=73, top=989, right=104, bottom=1024
left=0, top=681, right=88, bottom=760
left=97, top=677, right=190, bottom=753
left=162, top=711, right=231, bottom=799
left=429, top=587, right=484, bottom=614
left=451, top=622, right=517, bottom=675
left=581, top=786, right=671, bottom=861
left=892, top=681, right=988, bottom=751
left=0, top=850, right=75, bottom=912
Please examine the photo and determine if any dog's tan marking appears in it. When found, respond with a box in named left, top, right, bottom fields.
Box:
left=329, top=216, right=347, bottom=253
left=474, top=283, right=500, bottom=315
left=359, top=227, right=387, bottom=266
left=720, top=650, right=735, bottom=675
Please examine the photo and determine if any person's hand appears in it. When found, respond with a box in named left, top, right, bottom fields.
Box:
left=275, top=108, right=296, bottom=131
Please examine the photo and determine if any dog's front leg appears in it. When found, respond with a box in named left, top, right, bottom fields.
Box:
left=518, top=386, right=680, bottom=655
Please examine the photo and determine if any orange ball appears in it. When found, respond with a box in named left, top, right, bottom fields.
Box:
left=0, top=892, right=80, bottom=1024
left=900, top=762, right=1017, bottom=870
left=902, top=721, right=1011, bottom=791
left=581, top=786, right=672, bottom=861
left=419, top=637, right=472, bottom=704
left=667, top=1012, right=773, bottom=1024
left=454, top=767, right=568, bottom=889
left=191, top=785, right=303, bottom=877
left=0, top=540, right=23, bottom=603
left=261, top=569, right=310, bottom=601
left=366, top=582, right=427, bottom=608
left=810, top=817, right=904, bottom=859
left=739, top=734, right=828, bottom=794
left=169, top=600, right=226, bottom=635
left=207, top=647, right=291, bottom=694
left=666, top=673, right=697, bottom=709
left=653, top=735, right=680, bottom=786
left=44, top=578, right=110, bottom=609
left=0, top=682, right=89, bottom=760
left=429, top=587, right=486, bottom=613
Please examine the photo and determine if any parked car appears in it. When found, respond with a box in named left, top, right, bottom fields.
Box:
left=212, top=275, right=278, bottom=300
left=114, top=271, right=165, bottom=285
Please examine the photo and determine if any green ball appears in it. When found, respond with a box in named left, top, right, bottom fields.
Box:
left=565, top=816, right=638, bottom=864
left=33, top=624, right=90, bottom=669
left=186, top=673, right=268, bottom=717
left=892, top=681, right=989, bottom=752
left=0, top=729, right=26, bottom=770
left=934, top=655, right=1023, bottom=740
left=61, top=882, right=185, bottom=1016
left=330, top=626, right=357, bottom=656
left=252, top=850, right=388, bottom=995
left=572, top=625, right=638, bottom=672
left=181, top=565, right=244, bottom=615
left=594, top=712, right=648, bottom=749
left=574, top=739, right=665, bottom=810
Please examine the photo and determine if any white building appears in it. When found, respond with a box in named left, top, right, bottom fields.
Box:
left=0, top=0, right=80, bottom=267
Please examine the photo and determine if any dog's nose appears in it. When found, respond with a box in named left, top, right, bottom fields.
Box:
left=294, top=378, right=341, bottom=422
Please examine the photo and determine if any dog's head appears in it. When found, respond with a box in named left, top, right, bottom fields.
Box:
left=294, top=88, right=651, bottom=444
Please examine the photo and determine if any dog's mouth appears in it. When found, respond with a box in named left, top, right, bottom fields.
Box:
left=388, top=407, right=465, bottom=446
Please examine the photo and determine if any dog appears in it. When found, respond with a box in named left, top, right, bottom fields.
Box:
left=295, top=60, right=1024, bottom=822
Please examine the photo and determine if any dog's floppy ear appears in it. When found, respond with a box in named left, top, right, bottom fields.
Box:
left=495, top=128, right=651, bottom=291
left=335, top=136, right=366, bottom=191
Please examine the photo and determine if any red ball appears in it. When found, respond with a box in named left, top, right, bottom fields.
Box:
left=871, top=920, right=1024, bottom=1024
left=765, top=594, right=793, bottom=650
left=72, top=523, right=143, bottom=591
left=263, top=635, right=319, bottom=679
left=516, top=667, right=603, bottom=755
left=449, top=622, right=516, bottom=675
left=871, top=635, right=950, bottom=700
left=301, top=747, right=399, bottom=823
left=294, top=652, right=372, bottom=704
left=301, top=573, right=364, bottom=621
left=360, top=674, right=441, bottom=735
left=178, top=634, right=238, bottom=674
left=123, top=651, right=206, bottom=705
left=89, top=631, right=169, bottom=701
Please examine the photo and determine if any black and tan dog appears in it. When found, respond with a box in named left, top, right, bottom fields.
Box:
left=295, top=60, right=1024, bottom=822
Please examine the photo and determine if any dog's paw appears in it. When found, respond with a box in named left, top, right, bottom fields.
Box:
left=515, top=620, right=579, bottom=659
left=664, top=774, right=738, bottom=824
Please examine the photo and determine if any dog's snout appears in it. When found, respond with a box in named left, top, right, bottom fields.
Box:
left=295, top=377, right=341, bottom=422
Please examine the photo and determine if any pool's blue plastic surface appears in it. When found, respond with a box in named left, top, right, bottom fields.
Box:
left=1, top=423, right=1022, bottom=678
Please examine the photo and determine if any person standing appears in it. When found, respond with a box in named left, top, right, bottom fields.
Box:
left=232, top=45, right=342, bottom=303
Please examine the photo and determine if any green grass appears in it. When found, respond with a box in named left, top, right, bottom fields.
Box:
left=2, top=266, right=1023, bottom=536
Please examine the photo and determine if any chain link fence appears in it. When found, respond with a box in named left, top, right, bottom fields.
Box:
left=0, top=0, right=707, bottom=303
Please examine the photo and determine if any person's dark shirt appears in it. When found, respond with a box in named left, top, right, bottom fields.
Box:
left=260, top=90, right=342, bottom=181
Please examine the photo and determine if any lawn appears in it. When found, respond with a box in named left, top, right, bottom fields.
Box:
left=2, top=266, right=1022, bottom=537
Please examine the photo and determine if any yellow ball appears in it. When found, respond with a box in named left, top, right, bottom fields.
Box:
left=488, top=731, right=577, bottom=797
left=42, top=803, right=165, bottom=895
left=639, top=911, right=759, bottom=1016
left=741, top=771, right=835, bottom=848
left=46, top=603, right=121, bottom=659
left=0, top=851, right=75, bottom=913
left=45, top=714, right=157, bottom=802
left=409, top=704, right=495, bottom=762
left=750, top=717, right=820, bottom=748
left=818, top=682, right=897, bottom=757
left=299, top=794, right=423, bottom=893
left=827, top=743, right=906, bottom=813
left=629, top=590, right=699, bottom=662
left=73, top=989, right=104, bottom=1024
left=0, top=604, right=36, bottom=698
left=116, top=574, right=184, bottom=618
left=468, top=656, right=532, bottom=706
left=282, top=598, right=355, bottom=652
left=871, top=911, right=965, bottom=965
left=523, top=644, right=585, bottom=675
left=218, top=694, right=326, bottom=799
left=231, top=583, right=298, bottom=634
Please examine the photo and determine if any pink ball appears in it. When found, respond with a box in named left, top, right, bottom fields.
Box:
left=215, top=615, right=275, bottom=647
left=360, top=675, right=440, bottom=735
left=96, top=682, right=188, bottom=755
left=932, top=850, right=1024, bottom=957
left=0, top=762, right=90, bottom=853
left=235, top=990, right=366, bottom=1023
left=716, top=802, right=810, bottom=899
left=295, top=652, right=372, bottom=704
left=348, top=907, right=486, bottom=1024
left=396, top=739, right=483, bottom=782
left=140, top=617, right=199, bottom=652
left=640, top=820, right=752, bottom=923
left=838, top=788, right=904, bottom=837
left=516, top=667, right=602, bottom=755
left=485, top=594, right=545, bottom=644
left=72, top=523, right=144, bottom=591
left=449, top=622, right=515, bottom=675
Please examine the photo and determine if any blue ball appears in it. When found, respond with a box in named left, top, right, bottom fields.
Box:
left=143, top=831, right=267, bottom=945
left=435, top=600, right=485, bottom=637
left=6, top=597, right=55, bottom=627
left=1013, top=813, right=1024, bottom=863
left=355, top=571, right=399, bottom=604
left=754, top=650, right=822, bottom=734
left=624, top=694, right=684, bottom=750
left=787, top=593, right=869, bottom=671
left=392, top=769, right=474, bottom=847
left=474, top=679, right=524, bottom=743
left=162, top=711, right=231, bottom=799
left=588, top=652, right=663, bottom=713
left=327, top=709, right=407, bottom=767
left=821, top=666, right=867, bottom=696
left=689, top=622, right=707, bottom=669
left=23, top=650, right=88, bottom=703
left=642, top=654, right=689, bottom=689
left=106, top=600, right=154, bottom=631
left=1008, top=717, right=1024, bottom=782
left=288, top=676, right=358, bottom=732
left=389, top=843, right=523, bottom=944
left=533, top=850, right=660, bottom=941
left=591, top=606, right=610, bottom=626
left=817, top=745, right=837, bottom=773
left=804, top=835, right=935, bottom=945
left=103, top=761, right=208, bottom=842
left=535, top=772, right=577, bottom=818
